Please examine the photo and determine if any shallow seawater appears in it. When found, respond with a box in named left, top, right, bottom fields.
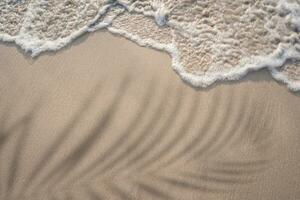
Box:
left=0, top=0, right=300, bottom=90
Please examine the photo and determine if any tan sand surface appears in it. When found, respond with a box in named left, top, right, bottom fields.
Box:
left=0, top=31, right=300, bottom=200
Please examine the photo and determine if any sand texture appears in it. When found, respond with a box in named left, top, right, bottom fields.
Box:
left=1, top=0, right=300, bottom=90
left=0, top=32, right=300, bottom=200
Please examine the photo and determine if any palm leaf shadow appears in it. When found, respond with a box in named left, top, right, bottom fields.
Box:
left=0, top=75, right=275, bottom=200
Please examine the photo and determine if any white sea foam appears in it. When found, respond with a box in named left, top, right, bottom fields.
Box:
left=1, top=0, right=300, bottom=91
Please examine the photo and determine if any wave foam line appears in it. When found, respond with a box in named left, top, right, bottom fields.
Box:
left=0, top=0, right=300, bottom=92
left=0, top=1, right=115, bottom=56
left=107, top=26, right=300, bottom=91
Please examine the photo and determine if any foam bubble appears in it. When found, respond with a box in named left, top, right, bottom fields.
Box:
left=1, top=0, right=300, bottom=91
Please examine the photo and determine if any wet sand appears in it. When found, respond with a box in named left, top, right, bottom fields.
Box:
left=0, top=31, right=300, bottom=200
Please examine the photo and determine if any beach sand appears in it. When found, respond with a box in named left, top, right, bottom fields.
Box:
left=0, top=31, right=300, bottom=200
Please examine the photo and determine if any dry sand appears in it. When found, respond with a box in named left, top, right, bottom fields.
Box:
left=0, top=31, right=300, bottom=200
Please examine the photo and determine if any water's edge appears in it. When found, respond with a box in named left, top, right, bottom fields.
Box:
left=1, top=0, right=300, bottom=91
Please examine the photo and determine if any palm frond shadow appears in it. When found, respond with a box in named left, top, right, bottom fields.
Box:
left=0, top=75, right=275, bottom=200
left=0, top=98, right=43, bottom=199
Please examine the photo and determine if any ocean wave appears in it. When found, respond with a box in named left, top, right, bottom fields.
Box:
left=1, top=0, right=300, bottom=91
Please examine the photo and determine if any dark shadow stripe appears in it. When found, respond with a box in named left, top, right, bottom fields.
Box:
left=136, top=181, right=173, bottom=200
left=198, top=88, right=236, bottom=158
left=37, top=76, right=131, bottom=190
left=0, top=98, right=29, bottom=150
left=6, top=100, right=42, bottom=199
left=92, top=83, right=172, bottom=176
left=155, top=175, right=225, bottom=194
left=152, top=90, right=220, bottom=170
left=148, top=92, right=200, bottom=171
left=223, top=90, right=256, bottom=150
left=252, top=100, right=274, bottom=145
left=207, top=166, right=264, bottom=176
left=114, top=84, right=183, bottom=172
left=177, top=90, right=221, bottom=158
left=214, top=159, right=268, bottom=168
left=179, top=171, right=251, bottom=185
left=146, top=90, right=220, bottom=172
left=20, top=80, right=104, bottom=195
left=0, top=97, right=18, bottom=135
left=7, top=110, right=36, bottom=198
left=6, top=116, right=32, bottom=197
left=120, top=85, right=184, bottom=172
left=189, top=90, right=232, bottom=160
left=66, top=78, right=156, bottom=185
left=0, top=117, right=28, bottom=150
